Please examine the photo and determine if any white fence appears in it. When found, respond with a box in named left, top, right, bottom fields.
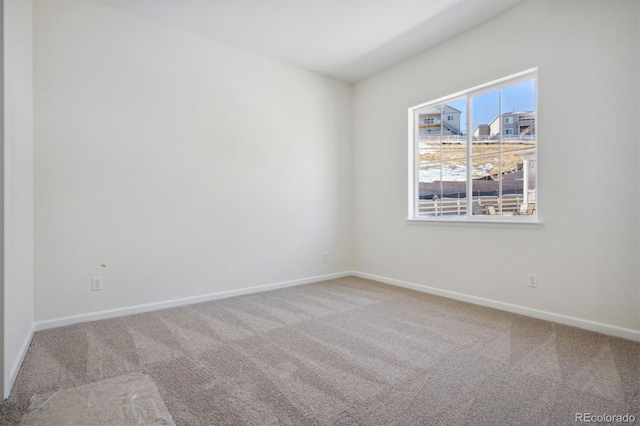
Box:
left=419, top=134, right=536, bottom=143
left=419, top=195, right=534, bottom=216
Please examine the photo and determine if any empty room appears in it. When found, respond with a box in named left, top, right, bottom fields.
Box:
left=1, top=0, right=639, bottom=424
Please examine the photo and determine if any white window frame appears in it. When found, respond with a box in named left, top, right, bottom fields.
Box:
left=407, top=68, right=540, bottom=225
left=504, top=116, right=514, bottom=124
left=504, top=128, right=514, bottom=135
left=447, top=115, right=454, bottom=121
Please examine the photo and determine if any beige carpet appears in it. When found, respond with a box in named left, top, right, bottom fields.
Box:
left=20, top=373, right=174, bottom=425
left=1, top=276, right=638, bottom=425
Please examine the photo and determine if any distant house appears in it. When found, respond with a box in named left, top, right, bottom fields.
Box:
left=419, top=104, right=461, bottom=135
left=473, top=111, right=535, bottom=138
left=475, top=124, right=490, bottom=137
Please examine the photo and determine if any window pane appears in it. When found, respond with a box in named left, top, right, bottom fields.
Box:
left=441, top=99, right=465, bottom=143
left=501, top=79, right=535, bottom=143
left=470, top=90, right=500, bottom=215
left=505, top=147, right=537, bottom=215
left=471, top=89, right=500, bottom=148
left=438, top=151, right=468, bottom=216
left=417, top=100, right=467, bottom=217
left=470, top=153, right=500, bottom=216
left=502, top=79, right=536, bottom=214
left=439, top=98, right=467, bottom=216
left=418, top=106, right=442, bottom=216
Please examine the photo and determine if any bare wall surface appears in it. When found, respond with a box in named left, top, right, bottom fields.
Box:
left=352, top=1, right=640, bottom=331
left=33, top=0, right=352, bottom=321
left=4, top=0, right=34, bottom=397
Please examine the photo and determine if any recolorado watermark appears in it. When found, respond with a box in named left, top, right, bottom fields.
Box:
left=575, top=413, right=636, bottom=423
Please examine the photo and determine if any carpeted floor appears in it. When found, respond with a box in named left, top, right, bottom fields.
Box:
left=1, top=276, right=638, bottom=425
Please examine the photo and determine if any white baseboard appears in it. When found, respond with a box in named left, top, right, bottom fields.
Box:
left=353, top=271, right=640, bottom=342
left=5, top=322, right=36, bottom=399
left=35, top=271, right=353, bottom=331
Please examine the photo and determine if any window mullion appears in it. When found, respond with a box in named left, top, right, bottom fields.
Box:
left=466, top=96, right=472, bottom=217
left=498, top=89, right=503, bottom=215
left=439, top=106, right=443, bottom=216
left=413, top=110, right=420, bottom=218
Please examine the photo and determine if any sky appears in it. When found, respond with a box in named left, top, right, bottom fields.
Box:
left=447, top=79, right=536, bottom=134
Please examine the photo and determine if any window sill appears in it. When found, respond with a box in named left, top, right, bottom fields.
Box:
left=406, top=216, right=542, bottom=228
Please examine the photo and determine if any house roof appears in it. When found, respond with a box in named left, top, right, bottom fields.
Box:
left=442, top=105, right=462, bottom=114
left=486, top=111, right=535, bottom=127
left=419, top=104, right=462, bottom=115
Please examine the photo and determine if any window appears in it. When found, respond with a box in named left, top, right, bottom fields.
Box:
left=447, top=115, right=454, bottom=121
left=427, top=118, right=435, bottom=124
left=408, top=69, right=537, bottom=222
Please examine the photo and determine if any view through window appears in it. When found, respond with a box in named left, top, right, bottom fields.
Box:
left=409, top=69, right=537, bottom=220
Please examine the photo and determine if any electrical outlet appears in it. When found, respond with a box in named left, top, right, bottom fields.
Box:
left=92, top=276, right=103, bottom=291
left=323, top=252, right=328, bottom=262
left=527, top=273, right=537, bottom=288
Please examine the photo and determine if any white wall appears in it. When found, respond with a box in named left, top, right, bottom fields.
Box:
left=0, top=0, right=5, bottom=398
left=4, top=0, right=34, bottom=397
left=33, top=0, right=352, bottom=321
left=352, top=1, right=640, bottom=332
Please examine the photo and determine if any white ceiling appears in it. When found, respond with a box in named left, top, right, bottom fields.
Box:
left=98, top=0, right=524, bottom=83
